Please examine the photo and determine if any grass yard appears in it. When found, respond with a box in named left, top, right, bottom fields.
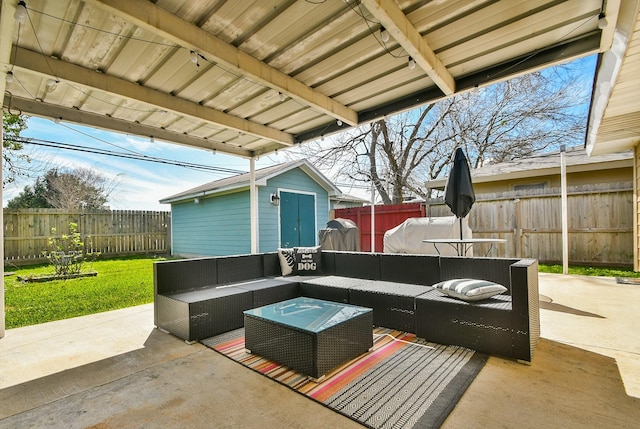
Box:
left=538, top=264, right=640, bottom=278
left=4, top=256, right=639, bottom=330
left=4, top=255, right=166, bottom=329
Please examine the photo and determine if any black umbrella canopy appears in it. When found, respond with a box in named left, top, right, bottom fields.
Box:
left=444, top=147, right=476, bottom=220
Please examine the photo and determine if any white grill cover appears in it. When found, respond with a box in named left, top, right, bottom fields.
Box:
left=383, top=217, right=472, bottom=256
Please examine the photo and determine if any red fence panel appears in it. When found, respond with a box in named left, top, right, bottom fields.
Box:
left=333, top=203, right=426, bottom=252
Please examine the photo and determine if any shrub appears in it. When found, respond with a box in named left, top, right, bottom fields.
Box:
left=43, top=222, right=99, bottom=276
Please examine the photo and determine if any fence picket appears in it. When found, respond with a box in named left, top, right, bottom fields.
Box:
left=336, top=183, right=633, bottom=267
left=3, top=209, right=171, bottom=266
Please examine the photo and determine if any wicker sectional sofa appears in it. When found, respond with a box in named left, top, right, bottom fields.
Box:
left=154, top=251, right=540, bottom=362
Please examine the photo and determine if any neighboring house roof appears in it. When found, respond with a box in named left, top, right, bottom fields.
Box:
left=160, top=159, right=341, bottom=204
left=330, top=193, right=369, bottom=204
left=425, top=146, right=634, bottom=190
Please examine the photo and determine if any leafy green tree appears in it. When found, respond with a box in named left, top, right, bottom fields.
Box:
left=2, top=112, right=30, bottom=186
left=6, top=167, right=118, bottom=210
left=6, top=176, right=52, bottom=209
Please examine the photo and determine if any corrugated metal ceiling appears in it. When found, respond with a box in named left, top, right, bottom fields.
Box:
left=587, top=0, right=640, bottom=155
left=0, top=0, right=624, bottom=158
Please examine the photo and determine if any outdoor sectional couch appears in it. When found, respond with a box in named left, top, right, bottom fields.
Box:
left=154, top=251, right=540, bottom=363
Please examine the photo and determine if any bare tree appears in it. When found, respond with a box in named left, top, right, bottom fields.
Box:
left=45, top=168, right=120, bottom=210
left=301, top=65, right=591, bottom=203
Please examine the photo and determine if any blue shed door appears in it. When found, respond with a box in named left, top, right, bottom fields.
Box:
left=280, top=192, right=315, bottom=248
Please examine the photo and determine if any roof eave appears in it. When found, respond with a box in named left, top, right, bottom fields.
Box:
left=586, top=1, right=640, bottom=155
left=425, top=158, right=633, bottom=190
left=159, top=180, right=268, bottom=204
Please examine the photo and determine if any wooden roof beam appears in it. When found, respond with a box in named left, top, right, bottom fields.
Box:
left=12, top=47, right=295, bottom=147
left=84, top=0, right=359, bottom=126
left=361, top=0, right=456, bottom=95
left=5, top=95, right=254, bottom=157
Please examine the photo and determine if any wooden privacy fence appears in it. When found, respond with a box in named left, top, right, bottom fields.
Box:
left=424, top=182, right=634, bottom=267
left=335, top=182, right=633, bottom=266
left=4, top=209, right=171, bottom=266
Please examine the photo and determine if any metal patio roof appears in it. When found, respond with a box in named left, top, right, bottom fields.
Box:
left=587, top=0, right=640, bottom=155
left=0, top=0, right=626, bottom=159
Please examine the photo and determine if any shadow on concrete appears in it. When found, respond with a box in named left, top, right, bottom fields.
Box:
left=0, top=329, right=361, bottom=429
left=441, top=338, right=640, bottom=429
left=2, top=327, right=639, bottom=429
left=539, top=295, right=605, bottom=318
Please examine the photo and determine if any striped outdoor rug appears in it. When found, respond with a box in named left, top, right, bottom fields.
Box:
left=202, top=327, right=487, bottom=429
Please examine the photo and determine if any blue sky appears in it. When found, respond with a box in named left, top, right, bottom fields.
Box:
left=4, top=117, right=285, bottom=210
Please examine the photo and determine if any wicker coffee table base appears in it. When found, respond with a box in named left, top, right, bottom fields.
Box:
left=244, top=304, right=373, bottom=380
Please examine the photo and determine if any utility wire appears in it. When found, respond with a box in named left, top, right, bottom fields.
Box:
left=12, top=137, right=245, bottom=175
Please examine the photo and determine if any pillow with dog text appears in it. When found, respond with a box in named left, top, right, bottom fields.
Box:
left=294, top=245, right=322, bottom=275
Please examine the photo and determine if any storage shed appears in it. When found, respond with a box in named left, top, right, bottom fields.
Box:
left=160, top=160, right=341, bottom=257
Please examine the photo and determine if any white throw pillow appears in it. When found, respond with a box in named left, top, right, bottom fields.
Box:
left=433, top=278, right=507, bottom=302
left=277, top=248, right=295, bottom=276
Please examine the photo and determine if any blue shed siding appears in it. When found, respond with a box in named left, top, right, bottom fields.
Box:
left=258, top=183, right=278, bottom=253
left=259, top=168, right=330, bottom=250
left=171, top=191, right=251, bottom=257
left=170, top=166, right=331, bottom=256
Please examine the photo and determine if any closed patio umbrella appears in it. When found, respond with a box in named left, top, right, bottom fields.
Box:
left=444, top=148, right=476, bottom=240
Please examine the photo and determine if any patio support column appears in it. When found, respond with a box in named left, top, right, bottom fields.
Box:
left=0, top=0, right=21, bottom=340
left=634, top=145, right=639, bottom=272
left=370, top=179, right=375, bottom=253
left=0, top=100, right=4, bottom=338
left=250, top=157, right=258, bottom=254
left=560, top=145, right=569, bottom=275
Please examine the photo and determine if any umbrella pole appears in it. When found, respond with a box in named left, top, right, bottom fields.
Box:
left=459, top=217, right=463, bottom=255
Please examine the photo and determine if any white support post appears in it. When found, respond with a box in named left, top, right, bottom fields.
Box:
left=1, top=0, right=22, bottom=339
left=0, top=99, right=4, bottom=338
left=249, top=157, right=258, bottom=254
left=560, top=146, right=569, bottom=275
left=370, top=180, right=375, bottom=253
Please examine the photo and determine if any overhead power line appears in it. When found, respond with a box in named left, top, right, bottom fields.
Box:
left=11, top=137, right=245, bottom=175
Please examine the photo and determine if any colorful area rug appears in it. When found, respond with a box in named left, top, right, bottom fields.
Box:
left=202, top=328, right=487, bottom=429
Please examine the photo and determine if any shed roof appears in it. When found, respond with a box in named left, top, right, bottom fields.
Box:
left=330, top=193, right=369, bottom=204
left=160, top=159, right=341, bottom=204
left=425, top=146, right=633, bottom=190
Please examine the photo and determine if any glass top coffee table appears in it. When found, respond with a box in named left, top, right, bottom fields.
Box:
left=244, top=297, right=373, bottom=381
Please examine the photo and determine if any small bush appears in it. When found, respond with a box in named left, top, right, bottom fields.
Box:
left=42, top=222, right=99, bottom=276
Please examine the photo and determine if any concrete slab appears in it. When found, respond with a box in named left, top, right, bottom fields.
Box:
left=538, top=272, right=640, bottom=398
left=0, top=305, right=361, bottom=428
left=1, top=273, right=639, bottom=428
left=0, top=304, right=164, bottom=390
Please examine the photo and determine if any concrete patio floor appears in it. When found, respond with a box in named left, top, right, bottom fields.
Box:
left=1, top=272, right=639, bottom=428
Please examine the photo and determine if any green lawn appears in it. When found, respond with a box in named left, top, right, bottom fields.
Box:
left=4, top=256, right=639, bottom=330
left=538, top=264, right=640, bottom=278
left=4, top=255, right=166, bottom=329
